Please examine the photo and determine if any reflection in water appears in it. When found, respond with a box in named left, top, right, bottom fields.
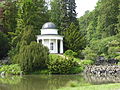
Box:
left=0, top=76, right=22, bottom=85
left=0, top=74, right=120, bottom=90
left=0, top=76, right=22, bottom=90
left=84, top=74, right=120, bottom=84
left=0, top=75, right=86, bottom=90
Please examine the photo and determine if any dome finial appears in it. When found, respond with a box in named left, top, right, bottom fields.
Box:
left=42, top=22, right=56, bottom=29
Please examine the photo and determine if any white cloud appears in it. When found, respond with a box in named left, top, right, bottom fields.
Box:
left=76, top=0, right=99, bottom=17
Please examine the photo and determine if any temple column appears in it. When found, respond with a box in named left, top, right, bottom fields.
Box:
left=56, top=39, right=58, bottom=53
left=49, top=39, right=51, bottom=50
left=42, top=39, right=44, bottom=44
left=60, top=39, right=63, bottom=54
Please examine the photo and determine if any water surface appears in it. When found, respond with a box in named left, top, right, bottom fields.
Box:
left=0, top=74, right=120, bottom=90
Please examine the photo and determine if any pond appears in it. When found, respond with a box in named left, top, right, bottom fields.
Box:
left=0, top=74, right=120, bottom=90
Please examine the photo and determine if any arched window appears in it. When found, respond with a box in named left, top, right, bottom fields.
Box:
left=50, top=42, right=54, bottom=50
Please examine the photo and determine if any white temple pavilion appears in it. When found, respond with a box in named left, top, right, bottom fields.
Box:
left=37, top=22, right=64, bottom=54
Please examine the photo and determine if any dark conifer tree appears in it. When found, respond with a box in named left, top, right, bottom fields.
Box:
left=60, top=0, right=78, bottom=34
left=50, top=0, right=78, bottom=34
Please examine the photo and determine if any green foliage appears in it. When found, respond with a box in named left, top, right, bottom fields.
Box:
left=2, top=1, right=18, bottom=32
left=89, top=36, right=117, bottom=55
left=16, top=0, right=49, bottom=35
left=31, top=69, right=50, bottom=75
left=108, top=47, right=120, bottom=58
left=50, top=0, right=78, bottom=34
left=13, top=42, right=49, bottom=73
left=9, top=26, right=36, bottom=61
left=70, top=66, right=84, bottom=74
left=79, top=10, right=98, bottom=44
left=0, top=32, right=9, bottom=59
left=115, top=56, right=120, bottom=61
left=79, top=0, right=119, bottom=45
left=82, top=35, right=120, bottom=60
left=64, top=50, right=77, bottom=57
left=106, top=40, right=120, bottom=58
left=63, top=23, right=85, bottom=52
left=50, top=0, right=61, bottom=30
left=80, top=60, right=94, bottom=65
left=59, top=0, right=78, bottom=33
left=82, top=47, right=97, bottom=60
left=0, top=64, right=22, bottom=75
left=96, top=0, right=119, bottom=38
left=48, top=54, right=80, bottom=74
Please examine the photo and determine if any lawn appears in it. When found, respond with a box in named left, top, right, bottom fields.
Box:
left=59, top=83, right=120, bottom=90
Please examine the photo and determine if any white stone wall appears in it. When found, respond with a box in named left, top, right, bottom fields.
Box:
left=41, top=29, right=58, bottom=35
left=43, top=39, right=57, bottom=53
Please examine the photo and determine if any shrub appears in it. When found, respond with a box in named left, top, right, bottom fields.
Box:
left=48, top=54, right=80, bottom=74
left=64, top=50, right=77, bottom=57
left=107, top=40, right=120, bottom=58
left=82, top=47, right=97, bottom=60
left=115, top=56, right=120, bottom=61
left=81, top=60, right=94, bottom=65
left=90, top=36, right=117, bottom=55
left=0, top=64, right=22, bottom=75
left=70, top=66, right=84, bottom=74
left=13, top=42, right=49, bottom=73
left=31, top=69, right=50, bottom=75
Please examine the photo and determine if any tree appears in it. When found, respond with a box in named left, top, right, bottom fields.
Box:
left=107, top=40, right=120, bottom=58
left=9, top=25, right=36, bottom=61
left=60, top=0, right=78, bottom=34
left=96, top=0, right=119, bottom=38
left=13, top=42, right=49, bottom=73
left=16, top=0, right=49, bottom=35
left=2, top=0, right=18, bottom=33
left=9, top=0, right=49, bottom=60
left=82, top=47, right=97, bottom=60
left=63, top=23, right=85, bottom=52
left=117, top=5, right=120, bottom=32
left=79, top=0, right=120, bottom=45
left=50, top=0, right=78, bottom=34
left=0, top=32, right=9, bottom=59
left=50, top=0, right=61, bottom=29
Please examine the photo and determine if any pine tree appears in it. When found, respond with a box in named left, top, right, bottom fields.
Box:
left=60, top=0, right=78, bottom=34
left=50, top=0, right=78, bottom=34
left=63, top=23, right=85, bottom=52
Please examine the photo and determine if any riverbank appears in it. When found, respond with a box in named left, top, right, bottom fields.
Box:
left=59, top=83, right=120, bottom=90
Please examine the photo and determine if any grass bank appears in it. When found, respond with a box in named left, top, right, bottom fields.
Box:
left=59, top=83, right=120, bottom=90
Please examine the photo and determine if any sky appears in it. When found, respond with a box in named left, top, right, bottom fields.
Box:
left=76, top=0, right=99, bottom=17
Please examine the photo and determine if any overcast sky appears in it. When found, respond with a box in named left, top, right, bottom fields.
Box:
left=76, top=0, right=99, bottom=17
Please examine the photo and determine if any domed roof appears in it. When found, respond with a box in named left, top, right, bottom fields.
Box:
left=42, top=22, right=56, bottom=29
